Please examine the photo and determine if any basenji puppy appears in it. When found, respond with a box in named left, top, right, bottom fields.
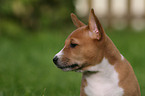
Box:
left=53, top=9, right=141, bottom=96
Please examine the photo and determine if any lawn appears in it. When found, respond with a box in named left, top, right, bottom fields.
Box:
left=0, top=28, right=145, bottom=96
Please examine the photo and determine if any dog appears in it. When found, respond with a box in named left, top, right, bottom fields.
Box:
left=53, top=9, right=141, bottom=96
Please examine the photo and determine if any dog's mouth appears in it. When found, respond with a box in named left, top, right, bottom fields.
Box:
left=57, top=64, right=80, bottom=71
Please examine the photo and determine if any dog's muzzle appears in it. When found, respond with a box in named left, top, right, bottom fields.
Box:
left=53, top=56, right=80, bottom=71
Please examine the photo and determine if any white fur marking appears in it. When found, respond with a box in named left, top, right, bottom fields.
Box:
left=120, top=54, right=124, bottom=60
left=84, top=58, right=124, bottom=96
left=55, top=48, right=64, bottom=58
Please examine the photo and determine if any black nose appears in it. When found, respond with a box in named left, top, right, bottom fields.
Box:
left=53, top=56, right=58, bottom=65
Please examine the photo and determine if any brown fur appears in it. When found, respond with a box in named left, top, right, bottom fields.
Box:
left=54, top=9, right=141, bottom=96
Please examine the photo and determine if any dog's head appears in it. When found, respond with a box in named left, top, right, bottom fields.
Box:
left=53, top=9, right=106, bottom=72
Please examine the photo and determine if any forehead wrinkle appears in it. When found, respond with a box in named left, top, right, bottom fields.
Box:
left=70, top=38, right=79, bottom=43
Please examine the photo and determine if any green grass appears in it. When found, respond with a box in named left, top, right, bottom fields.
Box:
left=0, top=28, right=145, bottom=96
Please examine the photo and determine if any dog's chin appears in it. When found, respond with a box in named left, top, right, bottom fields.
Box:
left=57, top=64, right=81, bottom=72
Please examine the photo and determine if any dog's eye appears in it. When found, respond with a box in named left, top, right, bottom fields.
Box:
left=70, top=43, right=78, bottom=48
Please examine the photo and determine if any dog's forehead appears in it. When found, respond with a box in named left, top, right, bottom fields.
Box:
left=68, top=26, right=88, bottom=39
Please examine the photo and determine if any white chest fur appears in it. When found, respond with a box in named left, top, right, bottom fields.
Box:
left=84, top=58, right=124, bottom=96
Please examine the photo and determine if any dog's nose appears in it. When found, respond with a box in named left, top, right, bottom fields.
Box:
left=53, top=56, right=58, bottom=65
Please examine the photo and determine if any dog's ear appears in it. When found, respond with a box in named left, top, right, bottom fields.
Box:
left=88, top=9, right=103, bottom=40
left=71, top=13, right=85, bottom=28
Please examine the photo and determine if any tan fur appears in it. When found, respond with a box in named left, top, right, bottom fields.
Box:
left=79, top=32, right=140, bottom=96
left=53, top=9, right=141, bottom=96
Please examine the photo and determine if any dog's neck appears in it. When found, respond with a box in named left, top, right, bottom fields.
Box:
left=81, top=35, right=124, bottom=96
left=82, top=34, right=122, bottom=73
left=103, top=35, right=122, bottom=64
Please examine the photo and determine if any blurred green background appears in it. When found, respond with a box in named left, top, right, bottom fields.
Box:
left=0, top=0, right=145, bottom=96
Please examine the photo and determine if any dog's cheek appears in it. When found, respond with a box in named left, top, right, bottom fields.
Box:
left=60, top=57, right=70, bottom=65
left=80, top=49, right=98, bottom=65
